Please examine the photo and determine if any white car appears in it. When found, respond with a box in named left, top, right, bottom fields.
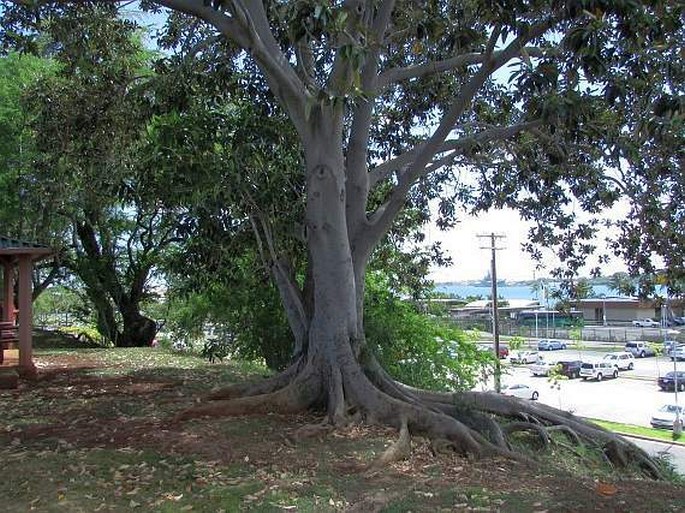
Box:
left=579, top=361, right=619, bottom=381
left=671, top=345, right=685, bottom=361
left=530, top=360, right=557, bottom=377
left=501, top=383, right=539, bottom=400
left=650, top=404, right=685, bottom=429
left=631, top=318, right=660, bottom=328
left=510, top=350, right=539, bottom=364
left=602, top=352, right=635, bottom=370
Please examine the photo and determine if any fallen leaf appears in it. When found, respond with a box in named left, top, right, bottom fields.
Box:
left=595, top=482, right=618, bottom=497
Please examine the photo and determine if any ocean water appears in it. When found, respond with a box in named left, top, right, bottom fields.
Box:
left=435, top=283, right=615, bottom=301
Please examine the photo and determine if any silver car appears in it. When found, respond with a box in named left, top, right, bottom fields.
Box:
left=671, top=345, right=685, bottom=361
left=650, top=404, right=685, bottom=429
left=510, top=350, right=539, bottom=364
left=580, top=361, right=619, bottom=381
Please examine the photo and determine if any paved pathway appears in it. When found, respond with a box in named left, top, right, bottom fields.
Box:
left=629, top=436, right=685, bottom=475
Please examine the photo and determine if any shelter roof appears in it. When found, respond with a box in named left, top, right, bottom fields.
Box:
left=0, top=235, right=53, bottom=258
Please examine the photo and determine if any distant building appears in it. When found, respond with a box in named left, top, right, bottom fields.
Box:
left=450, top=299, right=540, bottom=319
left=574, top=297, right=684, bottom=325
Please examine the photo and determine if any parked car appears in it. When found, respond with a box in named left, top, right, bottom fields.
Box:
left=537, top=339, right=567, bottom=351
left=631, top=318, right=661, bottom=328
left=530, top=360, right=558, bottom=376
left=650, top=404, right=685, bottom=429
left=579, top=361, right=619, bottom=381
left=657, top=371, right=685, bottom=392
left=664, top=340, right=678, bottom=356
left=671, top=345, right=685, bottom=362
left=602, top=352, right=635, bottom=370
left=624, top=341, right=656, bottom=358
left=557, top=360, right=583, bottom=379
left=672, top=317, right=685, bottom=326
left=476, top=343, right=509, bottom=359
left=501, top=383, right=539, bottom=400
left=510, top=350, right=539, bottom=364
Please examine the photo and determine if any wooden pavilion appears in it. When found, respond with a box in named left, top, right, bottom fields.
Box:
left=0, top=235, right=53, bottom=380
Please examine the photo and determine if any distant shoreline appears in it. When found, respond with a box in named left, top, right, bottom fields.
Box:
left=435, top=282, right=615, bottom=301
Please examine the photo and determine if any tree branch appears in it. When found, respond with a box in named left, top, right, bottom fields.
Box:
left=345, top=0, right=396, bottom=256
left=377, top=53, right=487, bottom=90
left=246, top=202, right=308, bottom=353
left=360, top=16, right=559, bottom=254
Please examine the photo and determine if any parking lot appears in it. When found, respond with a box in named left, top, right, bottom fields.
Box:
left=493, top=348, right=685, bottom=427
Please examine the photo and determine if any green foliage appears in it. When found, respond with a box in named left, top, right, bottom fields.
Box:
left=57, top=325, right=107, bottom=347
left=0, top=52, right=57, bottom=239
left=569, top=327, right=586, bottom=359
left=164, top=253, right=294, bottom=371
left=608, top=272, right=637, bottom=297
left=365, top=272, right=494, bottom=391
left=11, top=6, right=172, bottom=346
left=200, top=336, right=234, bottom=363
left=508, top=336, right=525, bottom=352
left=34, top=285, right=93, bottom=326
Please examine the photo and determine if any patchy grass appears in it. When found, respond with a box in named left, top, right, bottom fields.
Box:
left=0, top=336, right=684, bottom=512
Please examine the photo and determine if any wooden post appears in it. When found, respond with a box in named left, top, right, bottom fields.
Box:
left=2, top=261, right=14, bottom=324
left=17, top=255, right=35, bottom=376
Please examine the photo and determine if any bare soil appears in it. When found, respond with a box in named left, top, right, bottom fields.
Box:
left=1, top=349, right=684, bottom=512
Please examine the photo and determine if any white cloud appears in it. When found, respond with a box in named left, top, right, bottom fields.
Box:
left=426, top=207, right=628, bottom=283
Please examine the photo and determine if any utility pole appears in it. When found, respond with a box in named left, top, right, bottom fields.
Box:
left=478, top=232, right=506, bottom=393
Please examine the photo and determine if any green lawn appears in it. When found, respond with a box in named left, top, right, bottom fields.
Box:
left=590, top=418, right=685, bottom=444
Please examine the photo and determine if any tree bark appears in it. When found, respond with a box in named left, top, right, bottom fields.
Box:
left=119, top=303, right=156, bottom=347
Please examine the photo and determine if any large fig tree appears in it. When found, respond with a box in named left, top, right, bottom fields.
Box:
left=6, top=0, right=683, bottom=475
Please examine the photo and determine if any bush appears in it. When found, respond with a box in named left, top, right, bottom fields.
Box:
left=364, top=272, right=495, bottom=392
left=200, top=335, right=234, bottom=363
left=57, top=325, right=107, bottom=346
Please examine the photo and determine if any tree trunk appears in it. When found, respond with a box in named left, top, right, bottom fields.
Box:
left=119, top=303, right=156, bottom=347
left=304, top=150, right=359, bottom=422
left=88, top=287, right=119, bottom=344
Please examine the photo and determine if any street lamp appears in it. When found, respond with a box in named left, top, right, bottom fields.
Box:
left=602, top=295, right=607, bottom=327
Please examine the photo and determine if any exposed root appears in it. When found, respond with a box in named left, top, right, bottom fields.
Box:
left=603, top=439, right=629, bottom=467
left=602, top=439, right=663, bottom=480
left=206, top=358, right=304, bottom=401
left=430, top=438, right=460, bottom=456
left=170, top=348, right=666, bottom=480
left=291, top=422, right=334, bottom=441
left=455, top=391, right=665, bottom=478
left=554, top=439, right=593, bottom=462
left=174, top=367, right=321, bottom=422
left=327, top=368, right=347, bottom=425
left=547, top=424, right=582, bottom=446
left=503, top=421, right=550, bottom=449
left=436, top=406, right=510, bottom=450
left=367, top=420, right=411, bottom=471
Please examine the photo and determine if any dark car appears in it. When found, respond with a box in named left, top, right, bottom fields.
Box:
left=658, top=371, right=685, bottom=392
left=557, top=360, right=583, bottom=379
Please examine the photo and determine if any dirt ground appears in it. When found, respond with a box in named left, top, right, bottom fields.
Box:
left=1, top=349, right=684, bottom=512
